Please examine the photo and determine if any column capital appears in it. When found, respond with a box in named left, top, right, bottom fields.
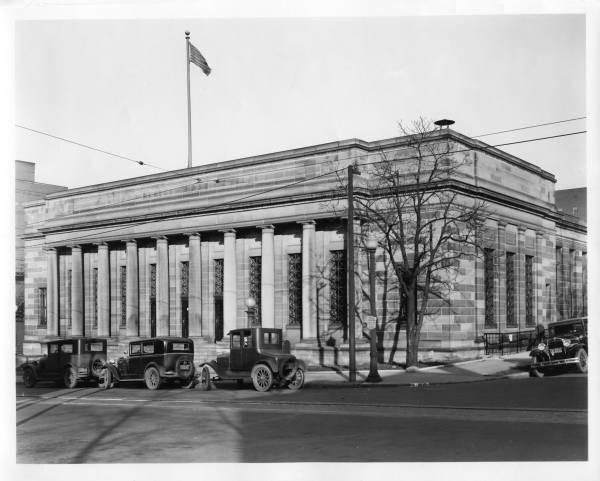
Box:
left=257, top=224, right=275, bottom=232
left=497, top=221, right=507, bottom=229
left=517, top=225, right=527, bottom=233
left=44, top=246, right=57, bottom=253
left=124, top=239, right=137, bottom=246
left=536, top=231, right=545, bottom=238
left=69, top=245, right=82, bottom=251
left=153, top=235, right=168, bottom=243
left=220, top=228, right=236, bottom=236
left=297, top=220, right=316, bottom=227
left=94, top=242, right=109, bottom=248
left=186, top=232, right=201, bottom=239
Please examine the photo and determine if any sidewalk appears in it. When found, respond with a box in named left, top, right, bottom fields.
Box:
left=305, top=351, right=532, bottom=387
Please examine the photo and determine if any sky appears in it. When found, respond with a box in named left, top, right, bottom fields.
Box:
left=12, top=14, right=587, bottom=190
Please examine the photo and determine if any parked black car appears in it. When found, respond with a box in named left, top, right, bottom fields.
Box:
left=99, top=338, right=196, bottom=390
left=21, top=338, right=107, bottom=388
left=529, top=318, right=588, bottom=377
left=200, top=327, right=306, bottom=392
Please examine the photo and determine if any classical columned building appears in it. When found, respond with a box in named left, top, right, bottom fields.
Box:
left=22, top=130, right=587, bottom=363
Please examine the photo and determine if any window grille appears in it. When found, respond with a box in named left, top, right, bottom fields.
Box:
left=288, top=253, right=302, bottom=325
left=120, top=266, right=127, bottom=327
left=149, top=264, right=156, bottom=299
left=249, top=256, right=262, bottom=324
left=38, top=287, right=47, bottom=327
left=181, top=261, right=189, bottom=298
left=214, top=259, right=224, bottom=297
left=67, top=269, right=72, bottom=327
left=484, top=248, right=495, bottom=328
left=525, top=255, right=534, bottom=326
left=92, top=268, right=98, bottom=328
left=506, top=252, right=516, bottom=327
left=329, top=250, right=347, bottom=326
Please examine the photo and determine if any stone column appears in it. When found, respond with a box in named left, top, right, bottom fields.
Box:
left=188, top=233, right=202, bottom=336
left=126, top=240, right=139, bottom=337
left=496, top=222, right=506, bottom=331
left=71, top=245, right=84, bottom=336
left=222, top=229, right=237, bottom=334
left=97, top=243, right=110, bottom=337
left=301, top=221, right=317, bottom=338
left=260, top=225, right=275, bottom=328
left=46, top=248, right=59, bottom=336
left=156, top=236, right=170, bottom=336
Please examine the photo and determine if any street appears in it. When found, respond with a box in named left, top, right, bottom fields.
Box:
left=16, top=375, right=587, bottom=463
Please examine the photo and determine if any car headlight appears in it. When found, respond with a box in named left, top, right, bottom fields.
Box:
left=537, top=343, right=546, bottom=351
left=562, top=339, right=571, bottom=347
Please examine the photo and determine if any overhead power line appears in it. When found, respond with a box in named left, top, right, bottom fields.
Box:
left=16, top=124, right=166, bottom=172
left=472, top=116, right=586, bottom=138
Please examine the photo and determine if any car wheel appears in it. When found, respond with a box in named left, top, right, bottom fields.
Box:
left=98, top=368, right=112, bottom=390
left=22, top=368, right=36, bottom=388
left=574, top=349, right=588, bottom=374
left=63, top=367, right=78, bottom=388
left=144, top=366, right=162, bottom=390
left=287, top=367, right=305, bottom=391
left=198, top=366, right=211, bottom=391
left=251, top=364, right=273, bottom=392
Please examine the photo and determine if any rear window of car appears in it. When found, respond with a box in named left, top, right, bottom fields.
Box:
left=85, top=342, right=104, bottom=352
left=130, top=344, right=141, bottom=355
left=60, top=343, right=74, bottom=353
left=142, top=343, right=155, bottom=354
left=168, top=342, right=192, bottom=352
left=48, top=344, right=59, bottom=354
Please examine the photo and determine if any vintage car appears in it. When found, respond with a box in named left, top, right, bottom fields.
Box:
left=199, top=327, right=306, bottom=392
left=529, top=318, right=588, bottom=377
left=99, top=337, right=196, bottom=390
left=21, top=338, right=107, bottom=388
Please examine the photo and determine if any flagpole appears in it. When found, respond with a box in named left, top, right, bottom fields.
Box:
left=185, top=31, right=192, bottom=168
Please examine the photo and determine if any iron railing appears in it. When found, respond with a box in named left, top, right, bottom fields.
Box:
left=483, top=329, right=538, bottom=355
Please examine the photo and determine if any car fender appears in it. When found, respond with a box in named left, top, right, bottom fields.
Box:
left=104, top=363, right=121, bottom=381
left=565, top=343, right=586, bottom=357
left=255, top=359, right=278, bottom=373
left=22, top=363, right=39, bottom=378
left=144, top=361, right=163, bottom=376
left=530, top=350, right=550, bottom=362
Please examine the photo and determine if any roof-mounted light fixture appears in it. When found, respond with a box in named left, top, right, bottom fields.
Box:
left=434, top=119, right=455, bottom=130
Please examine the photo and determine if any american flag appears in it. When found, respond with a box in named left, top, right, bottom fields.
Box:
left=189, top=42, right=211, bottom=76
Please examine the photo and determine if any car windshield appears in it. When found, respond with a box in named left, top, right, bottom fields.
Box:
left=550, top=322, right=586, bottom=337
left=262, top=331, right=280, bottom=349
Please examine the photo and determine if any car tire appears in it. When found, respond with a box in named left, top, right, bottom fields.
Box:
left=251, top=364, right=273, bottom=392
left=98, top=368, right=112, bottom=390
left=144, top=366, right=162, bottom=390
left=22, top=368, right=36, bottom=388
left=198, top=366, right=211, bottom=391
left=63, top=367, right=78, bottom=388
left=574, top=349, right=588, bottom=374
left=287, top=367, right=305, bottom=390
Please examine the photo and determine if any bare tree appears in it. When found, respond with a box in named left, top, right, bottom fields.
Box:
left=350, top=119, right=487, bottom=367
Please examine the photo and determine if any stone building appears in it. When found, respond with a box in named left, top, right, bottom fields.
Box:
left=21, top=129, right=587, bottom=364
left=15, top=161, right=66, bottom=354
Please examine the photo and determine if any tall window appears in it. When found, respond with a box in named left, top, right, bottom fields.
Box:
left=120, top=266, right=127, bottom=327
left=38, top=287, right=47, bottom=327
left=180, top=261, right=189, bottom=338
left=66, top=269, right=72, bottom=327
left=329, top=250, right=347, bottom=326
left=506, top=252, right=516, bottom=328
left=525, top=255, right=534, bottom=327
left=92, top=268, right=98, bottom=328
left=556, top=247, right=564, bottom=318
left=484, top=248, right=495, bottom=328
left=249, top=256, right=262, bottom=324
left=288, top=253, right=302, bottom=325
left=149, top=264, right=156, bottom=337
left=214, top=259, right=224, bottom=341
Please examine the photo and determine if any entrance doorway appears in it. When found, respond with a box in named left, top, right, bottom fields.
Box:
left=214, top=297, right=223, bottom=341
left=181, top=297, right=189, bottom=338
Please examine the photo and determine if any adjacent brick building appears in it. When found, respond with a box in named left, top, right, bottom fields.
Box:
left=21, top=130, right=587, bottom=365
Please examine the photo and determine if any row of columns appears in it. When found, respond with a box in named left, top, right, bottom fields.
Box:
left=44, top=222, right=318, bottom=339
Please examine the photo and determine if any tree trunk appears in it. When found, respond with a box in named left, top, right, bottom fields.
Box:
left=405, top=286, right=419, bottom=367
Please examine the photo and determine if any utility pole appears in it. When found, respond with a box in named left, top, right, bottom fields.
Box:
left=347, top=164, right=357, bottom=383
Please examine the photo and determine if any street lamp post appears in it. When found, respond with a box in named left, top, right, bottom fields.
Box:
left=365, top=235, right=382, bottom=383
left=245, top=297, right=257, bottom=327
